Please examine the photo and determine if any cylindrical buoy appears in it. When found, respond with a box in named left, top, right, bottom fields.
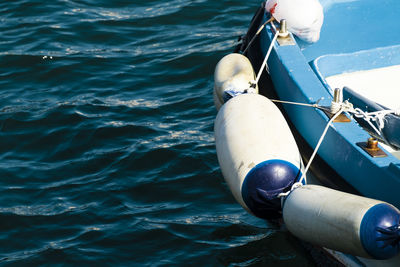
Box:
left=283, top=184, right=400, bottom=259
left=214, top=93, right=303, bottom=219
left=213, top=53, right=258, bottom=110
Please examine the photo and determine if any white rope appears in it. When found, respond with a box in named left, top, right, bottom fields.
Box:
left=319, top=100, right=398, bottom=145
left=278, top=107, right=344, bottom=199
left=266, top=97, right=399, bottom=197
left=302, top=107, right=344, bottom=181
left=243, top=18, right=274, bottom=55
left=352, top=108, right=399, bottom=131
left=254, top=30, right=279, bottom=85
left=270, top=20, right=278, bottom=33
left=330, top=101, right=341, bottom=114
left=352, top=108, right=383, bottom=136
left=278, top=181, right=303, bottom=199
left=271, top=99, right=320, bottom=108
left=339, top=101, right=400, bottom=141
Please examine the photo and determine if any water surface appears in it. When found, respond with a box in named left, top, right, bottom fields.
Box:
left=0, top=0, right=316, bottom=265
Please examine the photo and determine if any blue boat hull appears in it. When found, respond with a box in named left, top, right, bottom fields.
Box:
left=241, top=0, right=400, bottom=208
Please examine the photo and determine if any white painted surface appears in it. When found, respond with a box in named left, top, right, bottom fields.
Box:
left=325, top=65, right=400, bottom=110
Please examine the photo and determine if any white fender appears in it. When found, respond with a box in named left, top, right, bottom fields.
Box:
left=214, top=53, right=258, bottom=110
left=283, top=184, right=400, bottom=259
left=265, top=0, right=324, bottom=43
left=214, top=94, right=303, bottom=218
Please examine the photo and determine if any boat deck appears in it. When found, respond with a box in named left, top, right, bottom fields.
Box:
left=310, top=45, right=400, bottom=109
left=326, top=65, right=400, bottom=110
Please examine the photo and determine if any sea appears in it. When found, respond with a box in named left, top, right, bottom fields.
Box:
left=0, top=0, right=317, bottom=266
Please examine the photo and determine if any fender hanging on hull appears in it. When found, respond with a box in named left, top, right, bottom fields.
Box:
left=283, top=184, right=400, bottom=260
left=214, top=93, right=303, bottom=219
left=213, top=53, right=258, bottom=110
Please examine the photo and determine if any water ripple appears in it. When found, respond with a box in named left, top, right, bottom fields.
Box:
left=0, top=0, right=318, bottom=265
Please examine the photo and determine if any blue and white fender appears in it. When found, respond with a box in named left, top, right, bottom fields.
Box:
left=214, top=93, right=304, bottom=219
left=282, top=185, right=400, bottom=260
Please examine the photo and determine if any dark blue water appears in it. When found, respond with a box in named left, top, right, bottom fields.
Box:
left=0, top=0, right=315, bottom=265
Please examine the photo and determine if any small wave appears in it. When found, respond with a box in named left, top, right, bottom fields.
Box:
left=0, top=204, right=77, bottom=217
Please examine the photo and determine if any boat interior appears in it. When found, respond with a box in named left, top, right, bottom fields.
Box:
left=298, top=0, right=400, bottom=156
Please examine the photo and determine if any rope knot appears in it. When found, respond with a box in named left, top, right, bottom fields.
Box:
left=330, top=99, right=353, bottom=114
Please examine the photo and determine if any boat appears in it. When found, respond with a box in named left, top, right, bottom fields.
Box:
left=213, top=0, right=400, bottom=265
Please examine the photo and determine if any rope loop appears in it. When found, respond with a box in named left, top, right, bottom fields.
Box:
left=277, top=181, right=304, bottom=199
left=347, top=104, right=398, bottom=137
